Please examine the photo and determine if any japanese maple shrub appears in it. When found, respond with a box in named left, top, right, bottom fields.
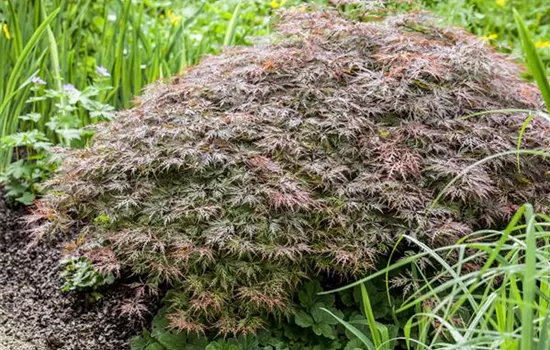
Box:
left=32, top=8, right=550, bottom=335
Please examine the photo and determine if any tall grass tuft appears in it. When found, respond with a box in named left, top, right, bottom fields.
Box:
left=325, top=204, right=550, bottom=349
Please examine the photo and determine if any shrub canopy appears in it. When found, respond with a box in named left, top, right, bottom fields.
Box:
left=35, top=8, right=550, bottom=335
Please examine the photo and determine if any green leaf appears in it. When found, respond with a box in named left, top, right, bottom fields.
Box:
left=150, top=310, right=188, bottom=350
left=130, top=335, right=149, bottom=350
left=16, top=191, right=35, bottom=205
left=6, top=160, right=28, bottom=179
left=19, top=113, right=42, bottom=122
left=145, top=342, right=166, bottom=350
left=345, top=314, right=369, bottom=340
left=298, top=281, right=322, bottom=307
left=312, top=323, right=338, bottom=339
left=185, top=336, right=209, bottom=350
left=344, top=338, right=367, bottom=350
left=205, top=340, right=240, bottom=350
left=0, top=7, right=61, bottom=143
left=311, top=304, right=342, bottom=325
left=55, top=128, right=83, bottom=142
left=103, top=273, right=116, bottom=285
left=5, top=185, right=26, bottom=198
left=151, top=309, right=170, bottom=337
left=294, top=310, right=315, bottom=328
left=359, top=283, right=382, bottom=348
left=156, top=331, right=188, bottom=350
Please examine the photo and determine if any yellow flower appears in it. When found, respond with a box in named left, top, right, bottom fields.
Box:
left=481, top=33, right=498, bottom=41
left=0, top=23, right=10, bottom=40
left=496, top=0, right=506, bottom=6
left=167, top=10, right=182, bottom=26
left=535, top=41, right=550, bottom=48
left=270, top=0, right=286, bottom=9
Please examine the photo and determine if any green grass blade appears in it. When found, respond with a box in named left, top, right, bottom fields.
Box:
left=459, top=108, right=541, bottom=120
left=321, top=307, right=376, bottom=350
left=514, top=10, right=550, bottom=111
left=223, top=1, right=242, bottom=47
left=516, top=114, right=535, bottom=172
left=521, top=205, right=537, bottom=350
left=431, top=149, right=550, bottom=209
left=537, top=306, right=550, bottom=350
left=40, top=1, right=63, bottom=92
left=360, top=283, right=383, bottom=348
left=7, top=0, right=23, bottom=57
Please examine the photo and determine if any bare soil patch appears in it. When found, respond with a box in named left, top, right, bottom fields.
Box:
left=0, top=199, right=138, bottom=350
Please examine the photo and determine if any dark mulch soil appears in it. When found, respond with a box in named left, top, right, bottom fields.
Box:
left=0, top=199, right=142, bottom=350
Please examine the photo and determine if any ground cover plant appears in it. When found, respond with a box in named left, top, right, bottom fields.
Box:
left=31, top=3, right=550, bottom=338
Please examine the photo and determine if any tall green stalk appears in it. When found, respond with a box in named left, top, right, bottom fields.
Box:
left=0, top=5, right=60, bottom=169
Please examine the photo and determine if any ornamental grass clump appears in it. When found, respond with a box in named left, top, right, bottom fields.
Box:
left=33, top=8, right=550, bottom=335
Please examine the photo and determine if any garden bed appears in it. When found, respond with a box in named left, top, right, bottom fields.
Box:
left=0, top=199, right=139, bottom=350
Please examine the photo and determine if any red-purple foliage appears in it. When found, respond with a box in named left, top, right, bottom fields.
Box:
left=33, top=8, right=550, bottom=335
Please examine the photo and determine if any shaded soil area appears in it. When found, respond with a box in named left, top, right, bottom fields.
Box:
left=0, top=199, right=140, bottom=350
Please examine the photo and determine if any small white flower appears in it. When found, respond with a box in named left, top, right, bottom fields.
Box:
left=63, top=83, right=78, bottom=92
left=31, top=76, right=47, bottom=85
left=96, top=66, right=111, bottom=77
